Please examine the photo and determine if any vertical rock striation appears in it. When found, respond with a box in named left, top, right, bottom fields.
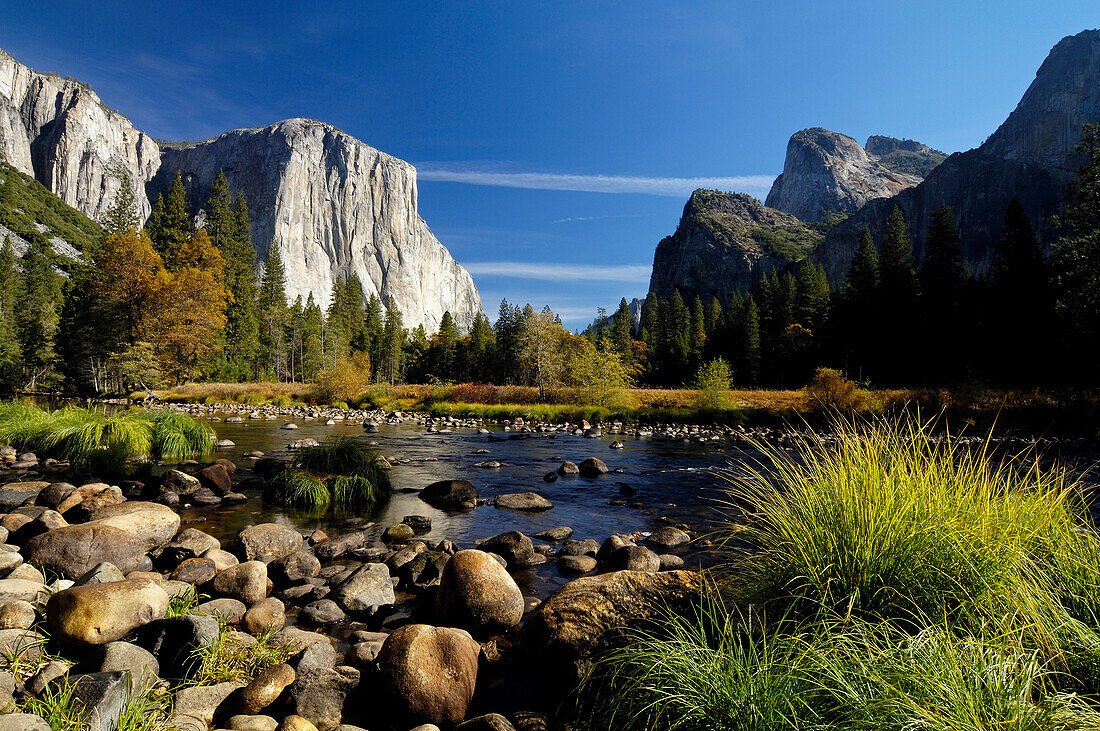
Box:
left=154, top=119, right=482, bottom=332
left=0, top=48, right=161, bottom=221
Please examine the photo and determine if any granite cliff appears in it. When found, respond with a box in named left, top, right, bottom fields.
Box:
left=0, top=48, right=160, bottom=222
left=815, top=29, right=1100, bottom=283
left=649, top=189, right=822, bottom=304
left=764, top=128, right=925, bottom=222
left=0, top=49, right=482, bottom=332
left=154, top=120, right=482, bottom=332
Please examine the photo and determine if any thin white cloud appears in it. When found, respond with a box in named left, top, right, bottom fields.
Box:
left=549, top=213, right=643, bottom=224
left=417, top=165, right=776, bottom=197
left=465, top=261, right=651, bottom=283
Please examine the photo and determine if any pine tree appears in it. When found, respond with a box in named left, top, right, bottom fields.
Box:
left=1052, top=123, right=1100, bottom=373
left=742, top=296, right=761, bottom=384
left=689, top=295, right=706, bottom=369
left=610, top=298, right=634, bottom=359
left=300, top=293, right=324, bottom=382
left=364, top=292, right=384, bottom=370
left=18, top=239, right=63, bottom=389
left=840, top=226, right=880, bottom=380
left=147, top=173, right=195, bottom=267
left=877, top=206, right=918, bottom=381
left=991, top=198, right=1054, bottom=383
left=100, top=168, right=140, bottom=238
left=380, top=298, right=405, bottom=384
left=258, top=243, right=289, bottom=378
left=466, top=312, right=496, bottom=380
left=918, top=203, right=966, bottom=381
left=0, top=238, right=23, bottom=391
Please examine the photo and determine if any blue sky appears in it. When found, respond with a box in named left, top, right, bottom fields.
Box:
left=3, top=2, right=1096, bottom=327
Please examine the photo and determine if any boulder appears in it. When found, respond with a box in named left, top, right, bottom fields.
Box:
left=478, top=531, right=535, bottom=568
left=48, top=578, right=169, bottom=645
left=232, top=662, right=295, bottom=714
left=0, top=628, right=44, bottom=661
left=199, top=463, right=233, bottom=494
left=330, top=563, right=395, bottom=613
left=88, top=501, right=181, bottom=552
left=272, top=550, right=321, bottom=583
left=161, top=528, right=221, bottom=564
left=171, top=680, right=244, bottom=731
left=0, top=600, right=35, bottom=629
left=0, top=714, right=50, bottom=731
left=276, top=717, right=319, bottom=731
left=287, top=664, right=359, bottom=730
left=494, top=493, right=553, bottom=512
left=313, top=532, right=364, bottom=561
left=533, top=526, right=573, bottom=542
left=74, top=641, right=159, bottom=691
left=74, top=562, right=125, bottom=586
left=242, top=598, right=285, bottom=636
left=197, top=598, right=247, bottom=624
left=605, top=545, right=661, bottom=573
left=136, top=615, right=221, bottom=679
left=419, top=480, right=478, bottom=510
left=378, top=624, right=480, bottom=726
left=456, top=714, right=517, bottom=731
left=519, top=570, right=701, bottom=686
left=163, top=470, right=201, bottom=495
left=301, top=599, right=346, bottom=627
left=236, top=524, right=304, bottom=562
left=646, top=526, right=691, bottom=550
left=435, top=550, right=524, bottom=633
left=578, top=457, right=608, bottom=477
left=212, top=561, right=269, bottom=604
left=171, top=557, right=217, bottom=585
left=556, top=461, right=579, bottom=476
left=0, top=482, right=49, bottom=511
left=0, top=578, right=48, bottom=604
left=25, top=524, right=149, bottom=579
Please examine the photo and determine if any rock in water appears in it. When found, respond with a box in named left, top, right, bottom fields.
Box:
left=378, top=624, right=480, bottom=726
left=152, top=118, right=482, bottom=333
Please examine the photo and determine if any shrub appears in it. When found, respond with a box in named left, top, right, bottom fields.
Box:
left=805, top=367, right=864, bottom=411
left=693, top=358, right=733, bottom=410
left=313, top=352, right=372, bottom=404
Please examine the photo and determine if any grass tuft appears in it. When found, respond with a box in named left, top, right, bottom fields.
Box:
left=188, top=622, right=292, bottom=686
left=265, top=437, right=392, bottom=511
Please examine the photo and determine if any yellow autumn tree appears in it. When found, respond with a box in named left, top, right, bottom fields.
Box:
left=148, top=230, right=229, bottom=383
left=94, top=230, right=164, bottom=343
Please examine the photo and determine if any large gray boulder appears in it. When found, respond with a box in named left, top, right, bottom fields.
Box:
left=24, top=524, right=149, bottom=579
left=235, top=524, right=304, bottom=562
left=329, top=563, right=395, bottom=613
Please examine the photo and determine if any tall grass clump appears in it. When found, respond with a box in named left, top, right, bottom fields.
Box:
left=265, top=437, right=392, bottom=511
left=583, top=596, right=819, bottom=730
left=188, top=622, right=292, bottom=685
left=0, top=402, right=213, bottom=473
left=724, top=416, right=1095, bottom=639
left=583, top=415, right=1100, bottom=731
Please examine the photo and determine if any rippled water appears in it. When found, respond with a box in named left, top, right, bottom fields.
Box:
left=181, top=414, right=752, bottom=597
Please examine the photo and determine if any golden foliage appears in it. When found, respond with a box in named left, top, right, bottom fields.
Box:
left=314, top=352, right=373, bottom=403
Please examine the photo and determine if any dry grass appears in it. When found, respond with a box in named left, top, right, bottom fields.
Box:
left=152, top=381, right=314, bottom=405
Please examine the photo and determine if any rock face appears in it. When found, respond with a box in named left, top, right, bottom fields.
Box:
left=815, top=30, right=1100, bottom=282
left=765, top=128, right=922, bottom=222
left=865, top=135, right=947, bottom=177
left=648, top=189, right=821, bottom=304
left=153, top=119, right=483, bottom=332
left=0, top=48, right=482, bottom=333
left=0, top=48, right=160, bottom=220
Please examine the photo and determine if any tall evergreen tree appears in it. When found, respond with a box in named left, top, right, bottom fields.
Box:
left=918, top=203, right=967, bottom=381
left=147, top=172, right=195, bottom=266
left=18, top=240, right=63, bottom=389
left=380, top=298, right=405, bottom=384
left=877, top=206, right=918, bottom=381
left=610, top=298, right=634, bottom=359
left=258, top=243, right=289, bottom=378
left=364, top=293, right=385, bottom=370
left=100, top=169, right=140, bottom=238
left=991, top=199, right=1054, bottom=382
left=0, top=239, right=23, bottom=391
left=1052, top=123, right=1100, bottom=376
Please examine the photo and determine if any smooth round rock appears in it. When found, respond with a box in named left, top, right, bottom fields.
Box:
left=435, top=550, right=524, bottom=633
left=47, top=577, right=169, bottom=645
left=235, top=662, right=295, bottom=714
left=0, top=600, right=36, bottom=630
left=378, top=624, right=480, bottom=726
left=235, top=524, right=304, bottom=562
left=242, top=598, right=285, bottom=636
left=212, top=561, right=268, bottom=604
